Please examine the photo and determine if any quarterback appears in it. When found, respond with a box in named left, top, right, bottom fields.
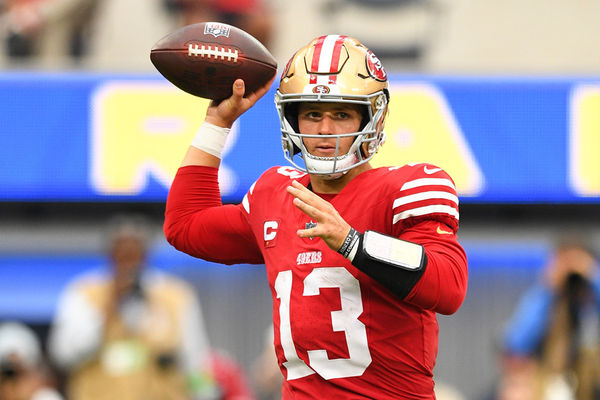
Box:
left=164, top=35, right=468, bottom=399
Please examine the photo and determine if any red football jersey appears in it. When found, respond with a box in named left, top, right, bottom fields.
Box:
left=164, top=163, right=468, bottom=400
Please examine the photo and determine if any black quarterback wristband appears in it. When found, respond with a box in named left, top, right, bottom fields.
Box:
left=337, top=228, right=361, bottom=259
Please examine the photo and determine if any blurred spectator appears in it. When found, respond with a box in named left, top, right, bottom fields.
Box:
left=0, top=0, right=98, bottom=65
left=499, top=235, right=600, bottom=400
left=47, top=215, right=218, bottom=400
left=0, top=321, right=63, bottom=400
left=434, top=381, right=466, bottom=400
left=208, top=349, right=256, bottom=400
left=250, top=326, right=280, bottom=400
left=162, top=0, right=273, bottom=48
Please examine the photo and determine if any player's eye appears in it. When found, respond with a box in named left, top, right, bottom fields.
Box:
left=302, top=111, right=322, bottom=120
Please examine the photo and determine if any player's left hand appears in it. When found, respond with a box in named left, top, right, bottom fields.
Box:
left=286, top=180, right=351, bottom=251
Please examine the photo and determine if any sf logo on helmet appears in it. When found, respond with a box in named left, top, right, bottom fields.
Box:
left=366, top=50, right=387, bottom=81
left=312, top=85, right=330, bottom=94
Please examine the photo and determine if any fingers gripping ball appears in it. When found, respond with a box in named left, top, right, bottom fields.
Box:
left=151, top=22, right=277, bottom=101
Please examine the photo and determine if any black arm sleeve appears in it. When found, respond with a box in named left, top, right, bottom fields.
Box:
left=350, top=232, right=428, bottom=299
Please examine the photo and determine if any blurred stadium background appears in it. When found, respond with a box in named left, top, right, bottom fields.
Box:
left=1, top=0, right=600, bottom=399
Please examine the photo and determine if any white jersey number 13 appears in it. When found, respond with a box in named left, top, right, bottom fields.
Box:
left=274, top=267, right=372, bottom=380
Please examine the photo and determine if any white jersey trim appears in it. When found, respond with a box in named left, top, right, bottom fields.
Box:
left=400, top=177, right=456, bottom=192
left=241, top=181, right=256, bottom=214
left=392, top=191, right=459, bottom=209
left=393, top=204, right=460, bottom=224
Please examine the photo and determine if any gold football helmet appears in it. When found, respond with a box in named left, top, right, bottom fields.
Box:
left=275, top=35, right=389, bottom=176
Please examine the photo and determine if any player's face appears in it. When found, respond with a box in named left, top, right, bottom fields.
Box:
left=298, top=102, right=363, bottom=158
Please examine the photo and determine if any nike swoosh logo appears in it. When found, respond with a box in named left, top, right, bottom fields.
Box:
left=437, top=226, right=453, bottom=235
left=424, top=166, right=442, bottom=174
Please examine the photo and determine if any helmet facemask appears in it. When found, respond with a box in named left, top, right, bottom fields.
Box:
left=275, top=35, right=389, bottom=177
left=276, top=92, right=388, bottom=177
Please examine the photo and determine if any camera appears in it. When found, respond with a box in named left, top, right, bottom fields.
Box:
left=565, top=272, right=589, bottom=298
left=0, top=359, right=20, bottom=380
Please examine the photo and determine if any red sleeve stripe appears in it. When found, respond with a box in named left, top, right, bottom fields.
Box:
left=400, top=177, right=456, bottom=192
left=393, top=204, right=459, bottom=224
left=392, top=191, right=459, bottom=209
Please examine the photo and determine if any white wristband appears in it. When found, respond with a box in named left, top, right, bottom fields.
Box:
left=190, top=121, right=231, bottom=159
left=347, top=238, right=360, bottom=262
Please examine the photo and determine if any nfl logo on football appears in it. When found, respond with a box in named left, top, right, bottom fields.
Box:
left=204, top=23, right=230, bottom=38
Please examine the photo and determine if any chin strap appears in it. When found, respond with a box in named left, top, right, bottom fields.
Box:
left=302, top=143, right=360, bottom=176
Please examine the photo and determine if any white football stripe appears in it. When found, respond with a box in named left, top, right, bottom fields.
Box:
left=317, top=35, right=340, bottom=73
left=393, top=205, right=459, bottom=224
left=400, top=178, right=456, bottom=192
left=392, top=191, right=459, bottom=209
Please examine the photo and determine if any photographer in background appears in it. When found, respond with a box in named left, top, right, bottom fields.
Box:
left=0, top=321, right=63, bottom=400
left=47, top=216, right=218, bottom=400
left=499, top=235, right=600, bottom=400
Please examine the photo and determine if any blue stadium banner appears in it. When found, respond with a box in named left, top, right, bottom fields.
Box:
left=1, top=72, right=599, bottom=203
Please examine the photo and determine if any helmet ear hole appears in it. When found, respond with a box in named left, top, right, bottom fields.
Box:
left=359, top=105, right=370, bottom=131
left=283, top=102, right=302, bottom=155
left=284, top=103, right=300, bottom=133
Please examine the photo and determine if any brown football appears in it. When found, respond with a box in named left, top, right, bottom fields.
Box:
left=150, top=22, right=277, bottom=100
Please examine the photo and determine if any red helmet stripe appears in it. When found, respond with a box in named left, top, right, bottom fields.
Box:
left=328, top=35, right=346, bottom=84
left=309, top=36, right=326, bottom=84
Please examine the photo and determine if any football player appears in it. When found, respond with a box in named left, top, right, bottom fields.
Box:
left=164, top=35, right=468, bottom=399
